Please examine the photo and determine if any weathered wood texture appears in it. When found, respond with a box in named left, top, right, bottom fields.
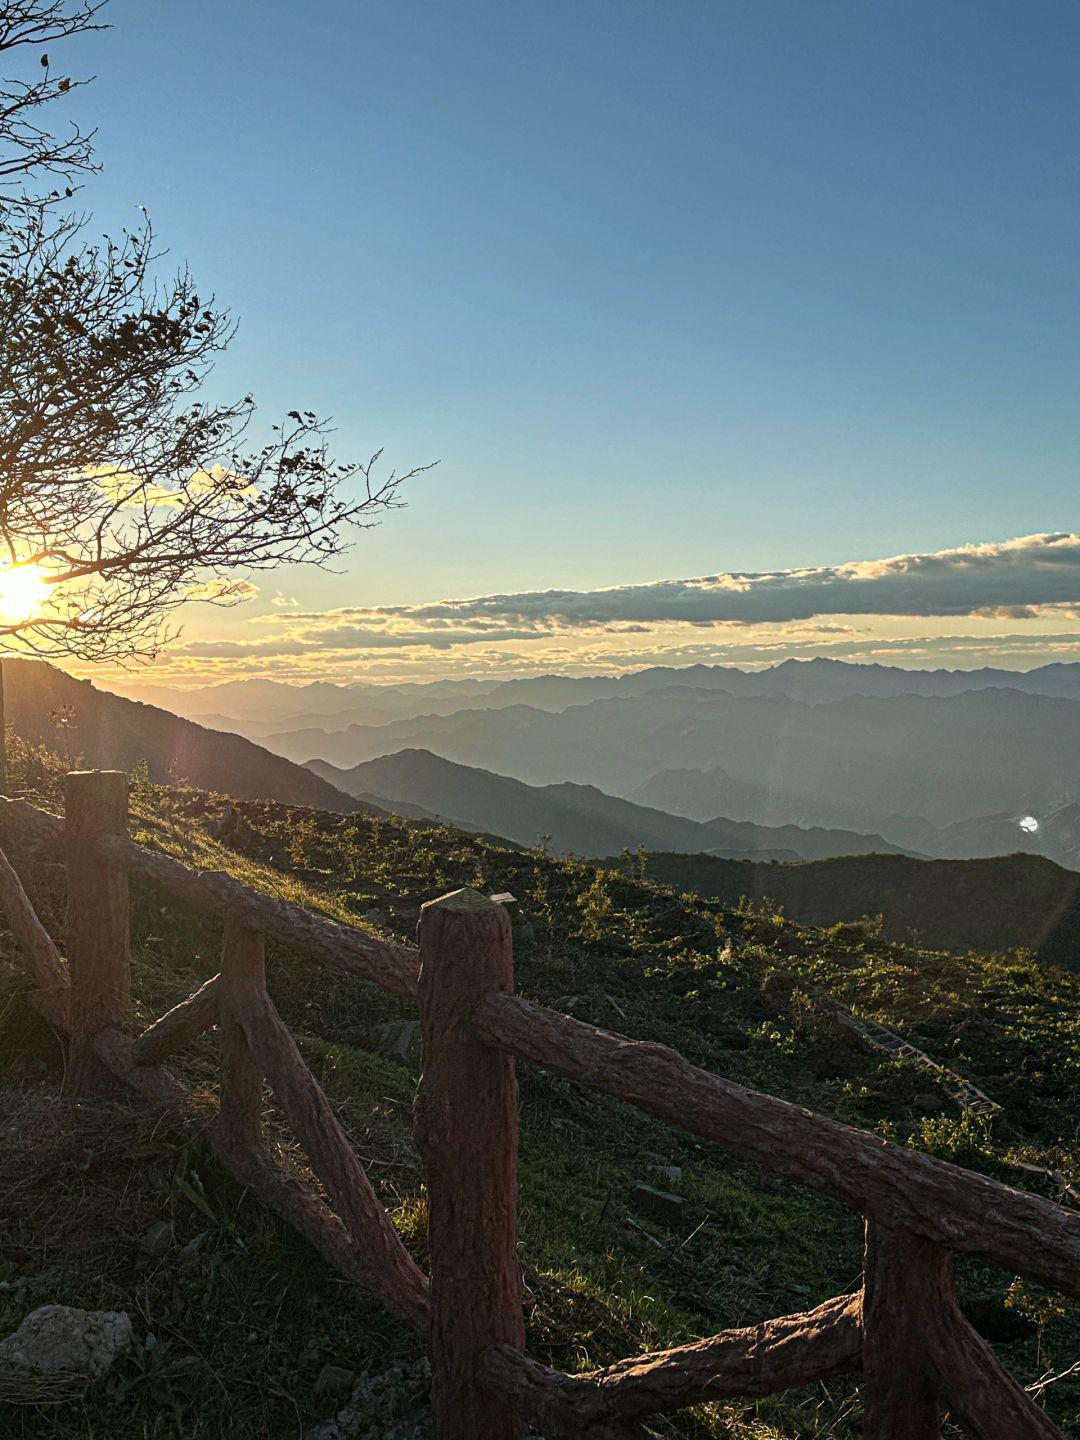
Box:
left=862, top=1224, right=944, bottom=1439
left=472, top=994, right=1080, bottom=1299
left=93, top=1014, right=430, bottom=1323
left=131, top=973, right=220, bottom=1066
left=931, top=1304, right=1065, bottom=1440
left=416, top=889, right=525, bottom=1440
left=231, top=961, right=430, bottom=1332
left=97, top=832, right=419, bottom=1000
left=481, top=1291, right=861, bottom=1436
left=862, top=1221, right=1064, bottom=1440
left=0, top=659, right=6, bottom=796
left=218, top=918, right=264, bottom=1150
left=0, top=839, right=67, bottom=999
left=65, top=771, right=130, bottom=1090
left=0, top=794, right=63, bottom=847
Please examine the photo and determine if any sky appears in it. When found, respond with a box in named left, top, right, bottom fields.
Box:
left=29, top=1, right=1080, bottom=684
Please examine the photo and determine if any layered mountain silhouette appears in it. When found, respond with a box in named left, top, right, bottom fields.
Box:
left=269, top=686, right=1078, bottom=842
left=86, top=659, right=1080, bottom=872
left=6, top=656, right=1078, bottom=961
left=117, top=656, right=1080, bottom=738
left=308, top=748, right=907, bottom=861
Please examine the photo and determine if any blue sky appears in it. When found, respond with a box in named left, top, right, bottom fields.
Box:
left=48, top=2, right=1080, bottom=681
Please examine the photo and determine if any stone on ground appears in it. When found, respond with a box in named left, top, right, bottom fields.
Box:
left=0, top=1305, right=132, bottom=1379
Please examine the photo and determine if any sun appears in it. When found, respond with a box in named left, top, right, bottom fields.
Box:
left=0, top=563, right=50, bottom=623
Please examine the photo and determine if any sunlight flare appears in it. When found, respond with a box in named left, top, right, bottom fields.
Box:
left=0, top=562, right=49, bottom=623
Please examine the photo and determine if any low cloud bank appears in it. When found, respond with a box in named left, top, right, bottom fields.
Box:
left=178, top=532, right=1080, bottom=664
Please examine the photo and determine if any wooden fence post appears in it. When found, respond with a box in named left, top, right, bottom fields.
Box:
left=218, top=915, right=265, bottom=1150
left=862, top=1220, right=945, bottom=1440
left=0, top=657, right=7, bottom=796
left=415, top=888, right=524, bottom=1440
left=64, top=770, right=130, bottom=1091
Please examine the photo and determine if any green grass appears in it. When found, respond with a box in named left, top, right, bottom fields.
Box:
left=0, top=749, right=1076, bottom=1437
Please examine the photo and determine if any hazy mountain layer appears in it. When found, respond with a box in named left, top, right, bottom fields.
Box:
left=632, top=769, right=1080, bottom=870
left=309, top=748, right=906, bottom=861
left=112, top=657, right=1080, bottom=739
left=278, top=686, right=1080, bottom=835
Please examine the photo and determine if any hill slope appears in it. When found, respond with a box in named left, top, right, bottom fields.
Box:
left=2, top=764, right=1077, bottom=1438
left=1, top=659, right=369, bottom=813
left=309, top=748, right=906, bottom=861
left=630, top=850, right=1080, bottom=968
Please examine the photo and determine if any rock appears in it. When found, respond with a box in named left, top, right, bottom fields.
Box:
left=374, top=1020, right=421, bottom=1064
left=138, top=1220, right=174, bottom=1257
left=631, top=1182, right=685, bottom=1226
left=314, top=1363, right=357, bottom=1400
left=0, top=1306, right=132, bottom=1379
left=305, top=1358, right=431, bottom=1439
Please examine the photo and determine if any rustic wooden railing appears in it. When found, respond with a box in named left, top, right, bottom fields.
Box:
left=0, top=770, right=1076, bottom=1440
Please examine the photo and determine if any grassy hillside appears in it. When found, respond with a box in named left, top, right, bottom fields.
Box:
left=2, top=659, right=368, bottom=814
left=0, top=744, right=1077, bottom=1438
left=629, top=851, right=1080, bottom=969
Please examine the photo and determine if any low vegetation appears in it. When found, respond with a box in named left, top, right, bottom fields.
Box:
left=0, top=740, right=1077, bottom=1438
left=628, top=849, right=1080, bottom=969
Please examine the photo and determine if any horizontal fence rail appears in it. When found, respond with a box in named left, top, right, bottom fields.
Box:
left=0, top=774, right=1075, bottom=1440
left=471, top=992, right=1080, bottom=1299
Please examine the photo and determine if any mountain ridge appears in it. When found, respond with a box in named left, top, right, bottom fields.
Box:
left=0, top=659, right=372, bottom=815
left=307, top=747, right=909, bottom=862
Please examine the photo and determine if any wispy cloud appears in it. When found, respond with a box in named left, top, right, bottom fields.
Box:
left=351, top=532, right=1080, bottom=629
left=104, top=531, right=1079, bottom=685
left=184, top=532, right=1080, bottom=658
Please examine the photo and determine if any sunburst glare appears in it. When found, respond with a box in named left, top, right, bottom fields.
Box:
left=0, top=563, right=49, bottom=623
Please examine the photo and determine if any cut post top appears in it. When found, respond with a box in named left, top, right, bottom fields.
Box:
left=64, top=769, right=129, bottom=804
left=64, top=770, right=129, bottom=829
left=421, top=887, right=501, bottom=915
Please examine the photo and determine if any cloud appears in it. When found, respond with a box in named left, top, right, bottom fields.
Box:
left=378, top=532, right=1080, bottom=629
left=202, top=531, right=1080, bottom=655
left=147, top=531, right=1080, bottom=682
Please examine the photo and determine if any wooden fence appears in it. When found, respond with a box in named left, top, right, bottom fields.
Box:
left=0, top=770, right=1077, bottom=1440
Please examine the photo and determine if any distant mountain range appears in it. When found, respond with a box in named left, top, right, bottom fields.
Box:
left=630, top=768, right=1080, bottom=869
left=1, top=660, right=371, bottom=814
left=631, top=850, right=1080, bottom=970
left=5, top=655, right=1079, bottom=963
left=113, top=656, right=1080, bottom=736
left=309, top=748, right=909, bottom=862
left=104, top=659, right=1080, bottom=870
left=266, top=686, right=1078, bottom=860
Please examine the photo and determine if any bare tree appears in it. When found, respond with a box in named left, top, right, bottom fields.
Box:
left=0, top=209, right=430, bottom=664
left=0, top=1, right=432, bottom=786
left=1, top=0, right=106, bottom=208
